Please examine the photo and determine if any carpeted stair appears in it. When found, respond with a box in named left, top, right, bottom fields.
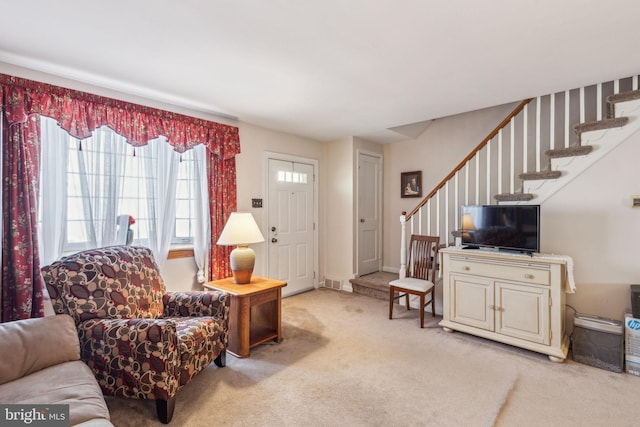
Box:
left=494, top=89, right=635, bottom=203
left=350, top=271, right=398, bottom=300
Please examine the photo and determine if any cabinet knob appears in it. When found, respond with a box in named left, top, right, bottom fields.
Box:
left=524, top=273, right=534, bottom=280
left=462, top=266, right=470, bottom=271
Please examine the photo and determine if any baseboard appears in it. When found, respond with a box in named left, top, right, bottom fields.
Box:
left=382, top=266, right=400, bottom=274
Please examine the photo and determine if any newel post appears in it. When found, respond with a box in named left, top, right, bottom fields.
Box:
left=400, top=212, right=407, bottom=279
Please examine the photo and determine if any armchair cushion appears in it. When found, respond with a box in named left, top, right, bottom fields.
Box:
left=42, top=246, right=166, bottom=323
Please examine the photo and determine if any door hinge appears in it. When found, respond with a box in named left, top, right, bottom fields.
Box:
left=313, top=271, right=316, bottom=279
left=549, top=296, right=552, bottom=307
left=313, top=222, right=316, bottom=231
left=550, top=329, right=553, bottom=340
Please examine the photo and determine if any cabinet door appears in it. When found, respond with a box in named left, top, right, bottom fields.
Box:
left=495, top=282, right=550, bottom=345
left=450, top=274, right=493, bottom=331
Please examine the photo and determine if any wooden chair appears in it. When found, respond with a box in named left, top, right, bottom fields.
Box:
left=389, top=235, right=440, bottom=328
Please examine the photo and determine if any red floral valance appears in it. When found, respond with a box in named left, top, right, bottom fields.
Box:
left=0, top=74, right=240, bottom=159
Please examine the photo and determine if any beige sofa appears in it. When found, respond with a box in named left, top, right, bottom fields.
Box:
left=0, top=314, right=113, bottom=426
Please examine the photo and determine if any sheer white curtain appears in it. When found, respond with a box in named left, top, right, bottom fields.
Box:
left=143, top=138, right=178, bottom=272
left=191, top=144, right=211, bottom=283
left=39, top=118, right=69, bottom=265
left=38, top=118, right=211, bottom=276
left=76, top=127, right=127, bottom=248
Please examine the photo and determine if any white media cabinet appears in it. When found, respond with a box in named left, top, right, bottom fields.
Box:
left=439, top=247, right=570, bottom=362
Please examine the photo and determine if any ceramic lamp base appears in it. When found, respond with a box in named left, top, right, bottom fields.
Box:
left=230, top=245, right=255, bottom=284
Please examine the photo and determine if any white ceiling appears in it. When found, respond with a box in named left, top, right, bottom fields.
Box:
left=1, top=1, right=639, bottom=143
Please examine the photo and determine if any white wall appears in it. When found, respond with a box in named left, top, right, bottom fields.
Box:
left=383, top=102, right=518, bottom=271
left=324, top=137, right=354, bottom=288
left=542, top=131, right=640, bottom=320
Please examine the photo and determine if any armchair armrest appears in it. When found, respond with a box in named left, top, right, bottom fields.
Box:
left=76, top=318, right=181, bottom=400
left=163, top=291, right=230, bottom=319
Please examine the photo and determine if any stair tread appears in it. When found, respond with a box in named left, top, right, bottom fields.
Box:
left=519, top=170, right=562, bottom=180
left=573, top=117, right=628, bottom=134
left=545, top=145, right=593, bottom=158
left=607, top=89, right=640, bottom=105
left=494, top=193, right=535, bottom=202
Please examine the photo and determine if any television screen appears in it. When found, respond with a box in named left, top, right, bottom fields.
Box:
left=460, top=205, right=540, bottom=254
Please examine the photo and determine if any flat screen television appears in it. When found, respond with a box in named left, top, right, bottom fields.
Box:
left=460, top=205, right=540, bottom=254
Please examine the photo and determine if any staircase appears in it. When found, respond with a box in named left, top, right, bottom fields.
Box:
left=400, top=74, right=640, bottom=277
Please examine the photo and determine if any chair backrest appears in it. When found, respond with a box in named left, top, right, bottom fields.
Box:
left=406, top=235, right=440, bottom=282
left=41, top=246, right=166, bottom=324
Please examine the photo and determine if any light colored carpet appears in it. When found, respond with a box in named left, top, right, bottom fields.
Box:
left=106, top=289, right=640, bottom=426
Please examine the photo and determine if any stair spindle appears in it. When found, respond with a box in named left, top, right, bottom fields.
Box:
left=475, top=154, right=480, bottom=205
left=498, top=129, right=503, bottom=195
left=597, top=83, right=603, bottom=120
left=486, top=141, right=491, bottom=204
left=536, top=96, right=542, bottom=172
left=510, top=117, right=515, bottom=193
left=580, top=87, right=585, bottom=123
left=523, top=103, right=529, bottom=172
left=565, top=90, right=570, bottom=148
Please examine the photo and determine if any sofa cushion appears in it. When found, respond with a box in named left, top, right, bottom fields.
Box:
left=0, top=314, right=79, bottom=385
left=0, top=360, right=112, bottom=426
left=41, top=246, right=166, bottom=323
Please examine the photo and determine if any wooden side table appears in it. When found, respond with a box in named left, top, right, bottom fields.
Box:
left=204, top=276, right=287, bottom=358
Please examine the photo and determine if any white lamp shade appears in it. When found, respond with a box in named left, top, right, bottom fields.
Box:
left=217, top=212, right=265, bottom=246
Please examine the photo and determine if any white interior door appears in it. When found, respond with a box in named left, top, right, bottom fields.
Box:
left=268, top=159, right=315, bottom=297
left=357, top=152, right=381, bottom=276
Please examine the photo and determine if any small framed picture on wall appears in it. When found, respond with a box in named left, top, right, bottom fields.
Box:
left=401, top=171, right=422, bottom=198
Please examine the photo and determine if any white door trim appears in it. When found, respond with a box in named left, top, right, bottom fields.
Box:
left=263, top=151, right=319, bottom=290
left=355, top=149, right=383, bottom=276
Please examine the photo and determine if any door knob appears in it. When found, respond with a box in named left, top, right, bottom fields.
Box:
left=360, top=218, right=365, bottom=223
left=271, top=226, right=277, bottom=232
left=271, top=238, right=278, bottom=243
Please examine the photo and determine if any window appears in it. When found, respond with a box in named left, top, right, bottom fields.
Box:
left=38, top=117, right=206, bottom=261
left=174, top=149, right=200, bottom=245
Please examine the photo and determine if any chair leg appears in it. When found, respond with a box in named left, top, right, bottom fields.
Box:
left=431, top=290, right=436, bottom=317
left=388, top=287, right=394, bottom=319
left=214, top=349, right=226, bottom=367
left=156, top=396, right=177, bottom=424
left=405, top=293, right=410, bottom=310
left=420, top=294, right=425, bottom=328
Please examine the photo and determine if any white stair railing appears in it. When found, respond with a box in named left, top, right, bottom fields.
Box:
left=400, top=74, right=640, bottom=275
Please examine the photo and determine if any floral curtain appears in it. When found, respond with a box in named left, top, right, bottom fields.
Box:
left=0, top=73, right=240, bottom=321
left=208, top=152, right=237, bottom=281
left=1, top=109, right=45, bottom=321
left=0, top=74, right=240, bottom=153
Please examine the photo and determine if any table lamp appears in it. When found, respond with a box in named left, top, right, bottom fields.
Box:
left=217, top=212, right=265, bottom=284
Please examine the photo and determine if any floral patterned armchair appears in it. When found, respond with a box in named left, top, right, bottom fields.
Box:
left=41, top=246, right=229, bottom=424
